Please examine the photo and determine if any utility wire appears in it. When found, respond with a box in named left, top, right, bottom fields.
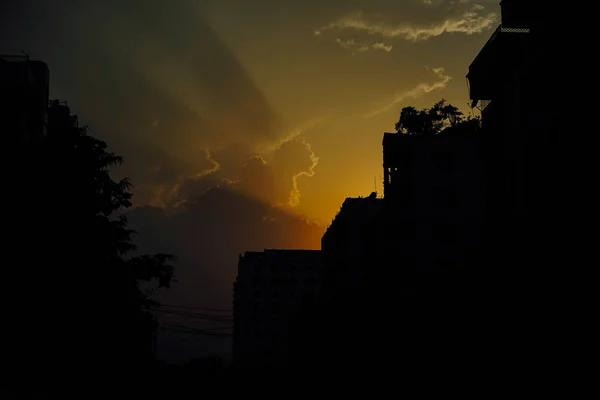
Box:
left=159, top=304, right=232, bottom=313
left=158, top=321, right=232, bottom=332
left=152, top=308, right=233, bottom=322
left=159, top=322, right=232, bottom=338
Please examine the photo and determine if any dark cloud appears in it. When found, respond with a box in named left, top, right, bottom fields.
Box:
left=126, top=186, right=324, bottom=362
left=141, top=132, right=321, bottom=212
left=1, top=0, right=299, bottom=208
left=0, top=0, right=331, bottom=364
left=271, top=138, right=317, bottom=180
left=236, top=156, right=278, bottom=204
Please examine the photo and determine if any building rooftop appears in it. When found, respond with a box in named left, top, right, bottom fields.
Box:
left=324, top=196, right=383, bottom=233
left=240, top=249, right=321, bottom=261
left=383, top=128, right=480, bottom=146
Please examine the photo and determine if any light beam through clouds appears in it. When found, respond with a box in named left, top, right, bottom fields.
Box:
left=288, top=138, right=320, bottom=207
left=365, top=66, right=452, bottom=118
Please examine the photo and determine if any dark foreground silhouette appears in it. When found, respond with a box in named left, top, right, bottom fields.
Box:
left=5, top=100, right=176, bottom=392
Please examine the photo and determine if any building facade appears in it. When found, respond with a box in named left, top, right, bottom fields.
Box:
left=321, top=195, right=383, bottom=295
left=232, top=249, right=323, bottom=369
left=381, top=131, right=485, bottom=292
left=0, top=54, right=49, bottom=143
left=467, top=0, right=558, bottom=288
left=461, top=0, right=573, bottom=368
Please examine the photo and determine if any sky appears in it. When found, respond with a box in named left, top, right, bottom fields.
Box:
left=1, top=0, right=501, bottom=362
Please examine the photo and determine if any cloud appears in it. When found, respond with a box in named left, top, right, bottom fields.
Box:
left=125, top=119, right=322, bottom=215
left=10, top=0, right=327, bottom=215
left=3, top=0, right=297, bottom=212
left=285, top=138, right=320, bottom=207
left=126, top=186, right=324, bottom=362
left=372, top=42, right=393, bottom=52
left=128, top=187, right=324, bottom=310
left=334, top=38, right=393, bottom=53
left=315, top=1, right=498, bottom=46
left=365, top=66, right=452, bottom=118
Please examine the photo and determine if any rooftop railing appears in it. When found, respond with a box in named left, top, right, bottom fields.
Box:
left=0, top=54, right=30, bottom=62
left=469, top=24, right=530, bottom=70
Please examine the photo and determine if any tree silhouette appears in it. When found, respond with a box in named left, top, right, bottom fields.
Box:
left=7, top=100, right=176, bottom=383
left=395, top=99, right=480, bottom=135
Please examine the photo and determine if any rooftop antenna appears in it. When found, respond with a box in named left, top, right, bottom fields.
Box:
left=374, top=176, right=377, bottom=197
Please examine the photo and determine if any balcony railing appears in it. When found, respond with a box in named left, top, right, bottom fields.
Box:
left=469, top=24, right=530, bottom=71
left=0, top=54, right=30, bottom=63
left=467, top=24, right=530, bottom=105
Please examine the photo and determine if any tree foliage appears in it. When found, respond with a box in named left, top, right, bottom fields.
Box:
left=44, top=100, right=176, bottom=305
left=8, top=100, right=176, bottom=376
left=395, top=99, right=480, bottom=136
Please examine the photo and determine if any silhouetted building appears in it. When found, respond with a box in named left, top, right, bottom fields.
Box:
left=232, top=249, right=323, bottom=369
left=467, top=0, right=556, bottom=283
left=465, top=1, right=564, bottom=365
left=321, top=195, right=383, bottom=295
left=467, top=0, right=531, bottom=231
left=498, top=0, right=534, bottom=30
left=380, top=131, right=485, bottom=290
left=0, top=54, right=49, bottom=142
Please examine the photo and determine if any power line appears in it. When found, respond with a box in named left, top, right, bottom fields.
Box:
left=159, top=304, right=231, bottom=313
left=156, top=318, right=232, bottom=327
left=152, top=308, right=233, bottom=322
left=158, top=322, right=232, bottom=338
left=160, top=327, right=231, bottom=338
left=158, top=319, right=231, bottom=330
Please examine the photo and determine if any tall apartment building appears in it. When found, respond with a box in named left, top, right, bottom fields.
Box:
left=232, top=249, right=323, bottom=369
left=467, top=0, right=558, bottom=282
left=463, top=0, right=569, bottom=366
left=380, top=131, right=485, bottom=293
left=0, top=54, right=49, bottom=143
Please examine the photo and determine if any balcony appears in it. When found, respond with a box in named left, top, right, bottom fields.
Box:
left=467, top=24, right=530, bottom=106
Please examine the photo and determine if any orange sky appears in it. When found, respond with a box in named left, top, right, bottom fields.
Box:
left=0, top=0, right=505, bottom=362
left=1, top=0, right=501, bottom=225
left=200, top=0, right=500, bottom=223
